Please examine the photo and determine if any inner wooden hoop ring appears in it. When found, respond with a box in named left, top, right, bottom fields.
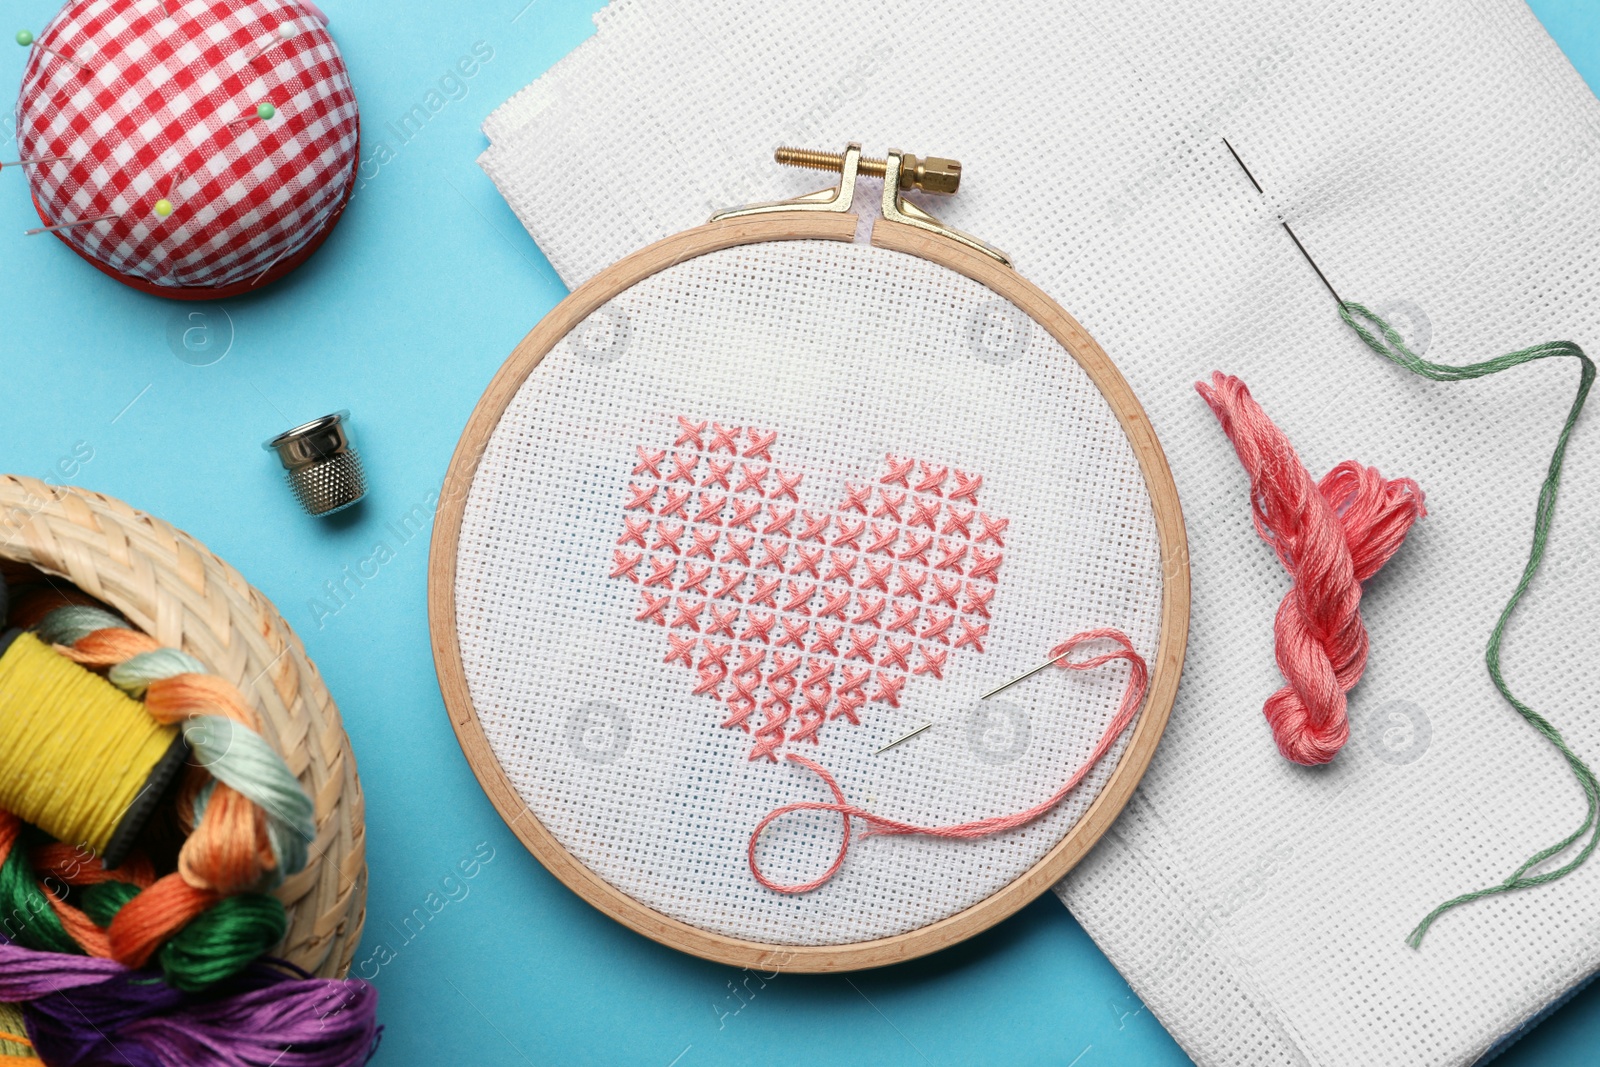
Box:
left=428, top=211, right=1191, bottom=972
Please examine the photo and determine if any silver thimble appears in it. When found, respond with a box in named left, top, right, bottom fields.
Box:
left=264, top=411, right=367, bottom=517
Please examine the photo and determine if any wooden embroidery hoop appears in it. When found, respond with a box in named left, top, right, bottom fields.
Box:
left=428, top=145, right=1191, bottom=972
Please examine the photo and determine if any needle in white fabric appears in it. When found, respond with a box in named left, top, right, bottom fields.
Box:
left=877, top=650, right=1076, bottom=755
left=874, top=723, right=932, bottom=755
left=1221, top=137, right=1345, bottom=306
left=979, top=648, right=1089, bottom=700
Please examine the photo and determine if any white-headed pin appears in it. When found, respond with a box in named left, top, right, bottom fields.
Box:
left=247, top=22, right=296, bottom=64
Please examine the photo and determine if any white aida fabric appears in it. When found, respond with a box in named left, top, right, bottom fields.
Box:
left=477, top=0, right=1600, bottom=1063
left=455, top=238, right=1166, bottom=945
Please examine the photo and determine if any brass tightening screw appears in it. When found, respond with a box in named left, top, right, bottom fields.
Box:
left=773, top=146, right=962, bottom=195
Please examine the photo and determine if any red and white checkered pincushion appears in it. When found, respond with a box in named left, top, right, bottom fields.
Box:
left=15, top=0, right=358, bottom=298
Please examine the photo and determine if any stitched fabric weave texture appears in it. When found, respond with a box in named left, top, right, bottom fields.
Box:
left=476, top=1, right=1600, bottom=1063
left=454, top=239, right=1166, bottom=946
left=614, top=420, right=1006, bottom=763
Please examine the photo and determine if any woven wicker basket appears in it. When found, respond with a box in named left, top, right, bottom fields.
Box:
left=0, top=475, right=366, bottom=978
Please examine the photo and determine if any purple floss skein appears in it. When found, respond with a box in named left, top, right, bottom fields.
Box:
left=0, top=938, right=380, bottom=1067
left=0, top=939, right=124, bottom=999
left=28, top=968, right=381, bottom=1067
left=25, top=968, right=182, bottom=1067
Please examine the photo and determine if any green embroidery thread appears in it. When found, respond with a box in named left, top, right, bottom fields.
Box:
left=1339, top=303, right=1597, bottom=947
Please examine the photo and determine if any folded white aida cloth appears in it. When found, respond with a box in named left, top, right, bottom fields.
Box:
left=478, top=2, right=1600, bottom=1063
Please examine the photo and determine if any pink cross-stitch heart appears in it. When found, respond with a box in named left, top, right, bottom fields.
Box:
left=612, top=417, right=1006, bottom=762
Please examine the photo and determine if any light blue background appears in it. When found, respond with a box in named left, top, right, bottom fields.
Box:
left=3, top=2, right=1596, bottom=1064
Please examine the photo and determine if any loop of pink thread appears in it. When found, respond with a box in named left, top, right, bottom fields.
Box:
left=1195, top=371, right=1426, bottom=766
left=748, top=628, right=1149, bottom=894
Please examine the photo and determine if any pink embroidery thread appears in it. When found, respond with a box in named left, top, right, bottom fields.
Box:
left=915, top=462, right=948, bottom=495
left=748, top=575, right=781, bottom=608
left=636, top=592, right=670, bottom=625
left=759, top=543, right=788, bottom=573
left=778, top=618, right=810, bottom=648
left=708, top=422, right=741, bottom=453
left=660, top=489, right=690, bottom=518
left=688, top=529, right=719, bottom=558
left=824, top=552, right=857, bottom=584
left=634, top=447, right=666, bottom=477
left=614, top=418, right=1006, bottom=760
left=610, top=551, right=641, bottom=582
left=694, top=496, right=725, bottom=525
left=721, top=536, right=752, bottom=565
left=748, top=629, right=1148, bottom=893
left=830, top=518, right=865, bottom=549
left=1196, top=372, right=1426, bottom=766
left=941, top=507, right=974, bottom=538
left=706, top=606, right=738, bottom=638
left=618, top=516, right=650, bottom=547
left=744, top=429, right=777, bottom=460
left=669, top=453, right=698, bottom=483
left=791, top=546, right=824, bottom=577
left=643, top=558, right=675, bottom=588
left=772, top=470, right=803, bottom=500
left=675, top=417, right=706, bottom=449
left=680, top=564, right=711, bottom=593
left=949, top=471, right=982, bottom=504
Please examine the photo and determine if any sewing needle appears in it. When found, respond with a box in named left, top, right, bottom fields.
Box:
left=1220, top=137, right=1345, bottom=306
left=875, top=723, right=933, bottom=755
left=887, top=645, right=1085, bottom=752
left=979, top=648, right=1082, bottom=700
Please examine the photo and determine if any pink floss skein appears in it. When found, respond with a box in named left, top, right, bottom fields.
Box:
left=1196, top=372, right=1427, bottom=766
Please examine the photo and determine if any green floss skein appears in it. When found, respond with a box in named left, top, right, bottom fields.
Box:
left=159, top=894, right=288, bottom=991
left=0, top=828, right=77, bottom=955
left=80, top=880, right=141, bottom=927
left=1339, top=302, right=1597, bottom=947
left=81, top=882, right=286, bottom=990
left=108, top=646, right=207, bottom=696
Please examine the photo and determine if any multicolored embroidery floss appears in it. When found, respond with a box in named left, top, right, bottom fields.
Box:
left=0, top=577, right=379, bottom=1062
left=748, top=629, right=1149, bottom=893
left=0, top=581, right=313, bottom=987
left=0, top=629, right=184, bottom=864
left=0, top=937, right=379, bottom=1067
left=11, top=0, right=358, bottom=297
left=1196, top=371, right=1426, bottom=766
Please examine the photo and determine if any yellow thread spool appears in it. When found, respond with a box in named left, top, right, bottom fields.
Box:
left=0, top=630, right=185, bottom=864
